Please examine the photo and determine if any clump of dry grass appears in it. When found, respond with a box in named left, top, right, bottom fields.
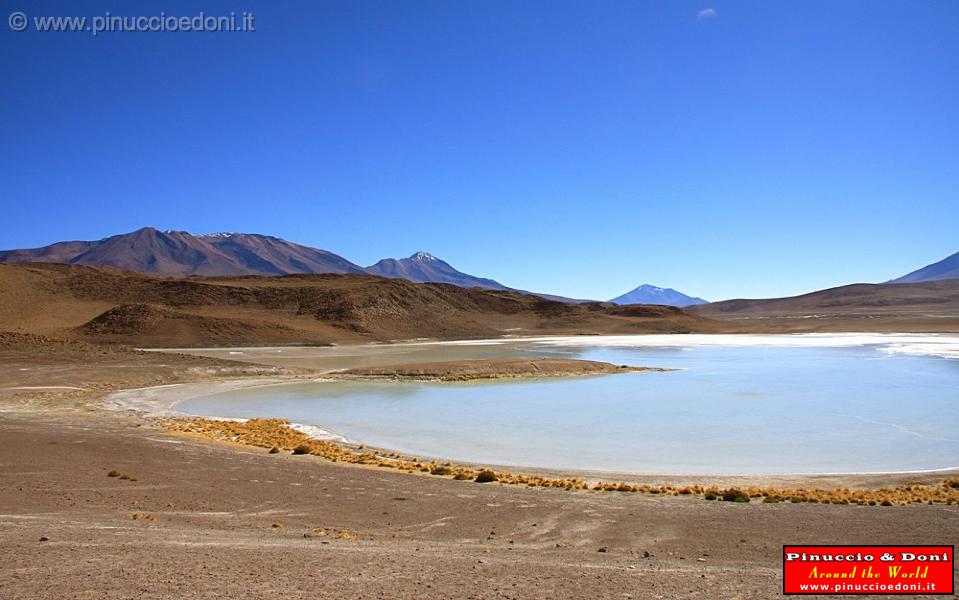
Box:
left=166, top=418, right=959, bottom=507
left=309, top=527, right=360, bottom=541
left=475, top=469, right=498, bottom=483
left=721, top=488, right=750, bottom=503
left=131, top=513, right=156, bottom=521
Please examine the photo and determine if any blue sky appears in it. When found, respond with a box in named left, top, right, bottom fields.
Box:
left=2, top=1, right=957, bottom=301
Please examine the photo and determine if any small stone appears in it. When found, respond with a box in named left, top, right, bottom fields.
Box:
left=38, top=536, right=49, bottom=542
left=598, top=546, right=608, bottom=553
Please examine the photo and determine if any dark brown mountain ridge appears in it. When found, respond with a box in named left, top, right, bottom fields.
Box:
left=0, top=263, right=712, bottom=347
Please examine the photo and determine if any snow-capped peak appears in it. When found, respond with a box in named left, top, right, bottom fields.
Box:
left=411, top=251, right=436, bottom=261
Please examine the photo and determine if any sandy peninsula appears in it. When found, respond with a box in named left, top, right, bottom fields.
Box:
left=334, top=358, right=667, bottom=381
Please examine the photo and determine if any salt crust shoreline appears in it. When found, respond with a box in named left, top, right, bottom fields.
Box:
left=106, top=331, right=959, bottom=479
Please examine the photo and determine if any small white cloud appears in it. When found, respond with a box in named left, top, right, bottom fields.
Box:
left=697, top=7, right=718, bottom=19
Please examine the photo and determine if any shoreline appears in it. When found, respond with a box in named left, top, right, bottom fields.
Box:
left=105, top=375, right=959, bottom=488
left=6, top=410, right=955, bottom=600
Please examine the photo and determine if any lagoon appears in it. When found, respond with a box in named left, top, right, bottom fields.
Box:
left=177, top=335, right=959, bottom=475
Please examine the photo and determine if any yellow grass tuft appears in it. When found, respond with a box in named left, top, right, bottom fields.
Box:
left=166, top=418, right=959, bottom=507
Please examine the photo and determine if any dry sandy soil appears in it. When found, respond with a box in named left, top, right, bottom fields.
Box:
left=1, top=334, right=957, bottom=599
left=4, top=411, right=957, bottom=600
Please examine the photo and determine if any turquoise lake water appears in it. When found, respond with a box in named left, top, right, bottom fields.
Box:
left=178, top=336, right=959, bottom=475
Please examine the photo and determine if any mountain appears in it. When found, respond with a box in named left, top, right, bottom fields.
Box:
left=887, top=250, right=959, bottom=284
left=0, top=229, right=588, bottom=301
left=0, top=229, right=588, bottom=303
left=609, top=284, right=707, bottom=307
left=0, top=263, right=715, bottom=346
left=0, top=227, right=368, bottom=277
left=366, top=251, right=596, bottom=303
left=366, top=252, right=512, bottom=291
left=688, top=279, right=959, bottom=332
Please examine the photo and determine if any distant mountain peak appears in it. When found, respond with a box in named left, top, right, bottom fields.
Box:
left=608, top=283, right=707, bottom=307
left=0, top=227, right=367, bottom=277
left=887, top=250, right=959, bottom=284
left=367, top=252, right=510, bottom=291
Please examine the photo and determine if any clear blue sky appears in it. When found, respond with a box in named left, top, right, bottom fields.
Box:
left=2, top=1, right=957, bottom=301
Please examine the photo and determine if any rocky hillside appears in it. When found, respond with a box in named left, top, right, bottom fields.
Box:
left=0, top=263, right=714, bottom=346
